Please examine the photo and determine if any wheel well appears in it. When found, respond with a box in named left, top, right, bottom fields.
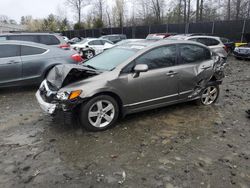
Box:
left=92, top=92, right=124, bottom=118
left=209, top=76, right=217, bottom=82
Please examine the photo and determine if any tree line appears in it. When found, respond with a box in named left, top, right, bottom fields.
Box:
left=1, top=0, right=250, bottom=32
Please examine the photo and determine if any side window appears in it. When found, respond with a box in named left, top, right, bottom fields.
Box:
left=196, top=38, right=219, bottom=46
left=8, top=35, right=39, bottom=43
left=135, top=45, right=177, bottom=70
left=0, top=45, right=20, bottom=58
left=40, top=35, right=60, bottom=45
left=179, top=44, right=211, bottom=64
left=102, top=40, right=113, bottom=45
left=207, top=38, right=220, bottom=46
left=21, top=45, right=47, bottom=56
left=89, top=40, right=103, bottom=45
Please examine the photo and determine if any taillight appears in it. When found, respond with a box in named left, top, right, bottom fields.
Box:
left=71, top=54, right=83, bottom=63
left=59, top=44, right=70, bottom=49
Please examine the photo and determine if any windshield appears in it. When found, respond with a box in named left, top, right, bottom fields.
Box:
left=84, top=48, right=137, bottom=71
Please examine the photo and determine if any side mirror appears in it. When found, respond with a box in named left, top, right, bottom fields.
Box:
left=134, top=64, right=149, bottom=73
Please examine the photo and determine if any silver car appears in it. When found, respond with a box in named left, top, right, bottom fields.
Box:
left=0, top=41, right=83, bottom=88
left=36, top=40, right=225, bottom=131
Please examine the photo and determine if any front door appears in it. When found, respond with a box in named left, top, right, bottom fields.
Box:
left=119, top=45, right=179, bottom=109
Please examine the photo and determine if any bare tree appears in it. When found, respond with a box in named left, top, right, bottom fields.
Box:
left=236, top=0, right=241, bottom=20
left=183, top=0, right=187, bottom=23
left=196, top=0, right=200, bottom=22
left=200, top=0, right=204, bottom=21
left=65, top=0, right=87, bottom=24
left=187, top=0, right=191, bottom=23
left=113, top=0, right=126, bottom=27
left=227, top=0, right=231, bottom=20
left=94, top=0, right=105, bottom=21
left=151, top=0, right=163, bottom=24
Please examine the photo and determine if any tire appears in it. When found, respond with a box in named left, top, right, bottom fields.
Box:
left=84, top=50, right=95, bottom=59
left=79, top=95, right=119, bottom=131
left=196, top=84, right=220, bottom=106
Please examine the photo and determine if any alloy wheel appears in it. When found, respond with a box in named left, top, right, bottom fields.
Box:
left=201, top=86, right=218, bottom=105
left=88, top=100, right=115, bottom=128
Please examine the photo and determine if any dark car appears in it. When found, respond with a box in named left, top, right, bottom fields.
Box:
left=36, top=40, right=225, bottom=131
left=0, top=33, right=70, bottom=49
left=0, top=41, right=83, bottom=88
left=100, top=34, right=127, bottom=43
left=220, top=37, right=235, bottom=53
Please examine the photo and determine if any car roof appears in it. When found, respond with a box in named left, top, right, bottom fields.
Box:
left=0, top=32, right=60, bottom=36
left=116, top=39, right=209, bottom=51
left=0, top=40, right=51, bottom=49
left=169, top=34, right=220, bottom=40
left=101, top=34, right=126, bottom=37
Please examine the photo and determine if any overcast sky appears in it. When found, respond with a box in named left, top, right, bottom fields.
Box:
left=0, top=0, right=73, bottom=23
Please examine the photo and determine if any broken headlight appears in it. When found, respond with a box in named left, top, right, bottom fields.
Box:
left=56, top=90, right=82, bottom=101
left=56, top=91, right=70, bottom=100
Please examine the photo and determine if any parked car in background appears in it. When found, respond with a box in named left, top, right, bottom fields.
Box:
left=115, top=39, right=144, bottom=46
left=146, top=33, right=176, bottom=40
left=100, top=34, right=127, bottom=43
left=0, top=41, right=83, bottom=88
left=169, top=35, right=228, bottom=58
left=63, top=36, right=69, bottom=43
left=67, top=37, right=84, bottom=45
left=71, top=38, right=114, bottom=59
left=0, top=33, right=70, bottom=49
left=220, top=37, right=235, bottom=53
left=233, top=43, right=250, bottom=60
left=36, top=40, right=225, bottom=131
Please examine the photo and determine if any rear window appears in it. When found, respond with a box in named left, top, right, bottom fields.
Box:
left=195, top=38, right=220, bottom=46
left=89, top=40, right=103, bottom=45
left=21, top=45, right=47, bottom=56
left=39, top=35, right=60, bottom=45
left=8, top=35, right=40, bottom=43
left=0, top=44, right=20, bottom=58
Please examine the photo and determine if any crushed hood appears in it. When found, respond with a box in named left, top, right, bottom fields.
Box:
left=46, top=64, right=99, bottom=90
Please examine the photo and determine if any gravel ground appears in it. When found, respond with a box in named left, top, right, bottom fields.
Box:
left=0, top=57, right=249, bottom=188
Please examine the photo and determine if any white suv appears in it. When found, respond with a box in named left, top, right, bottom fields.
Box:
left=169, top=35, right=228, bottom=58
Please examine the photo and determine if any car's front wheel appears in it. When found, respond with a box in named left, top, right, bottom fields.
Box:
left=197, top=85, right=220, bottom=105
left=79, top=95, right=119, bottom=131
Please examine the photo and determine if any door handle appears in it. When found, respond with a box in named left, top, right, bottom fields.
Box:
left=166, top=71, right=178, bottom=77
left=7, top=60, right=20, bottom=65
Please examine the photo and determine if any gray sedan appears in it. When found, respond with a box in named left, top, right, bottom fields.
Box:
left=0, top=41, right=83, bottom=88
left=36, top=40, right=225, bottom=131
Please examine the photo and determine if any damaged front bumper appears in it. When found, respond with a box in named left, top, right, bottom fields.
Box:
left=36, top=80, right=82, bottom=115
left=36, top=91, right=57, bottom=114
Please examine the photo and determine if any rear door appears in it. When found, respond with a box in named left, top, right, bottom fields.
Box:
left=20, top=45, right=48, bottom=83
left=177, top=43, right=214, bottom=99
left=0, top=44, right=22, bottom=85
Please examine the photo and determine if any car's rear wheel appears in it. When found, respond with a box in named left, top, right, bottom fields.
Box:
left=85, top=50, right=95, bottom=59
left=79, top=95, right=119, bottom=131
left=197, top=85, right=220, bottom=105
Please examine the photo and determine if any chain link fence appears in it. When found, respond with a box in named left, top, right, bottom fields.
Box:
left=63, top=19, right=250, bottom=42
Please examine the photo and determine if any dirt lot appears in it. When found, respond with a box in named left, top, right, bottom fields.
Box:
left=0, top=57, right=249, bottom=188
